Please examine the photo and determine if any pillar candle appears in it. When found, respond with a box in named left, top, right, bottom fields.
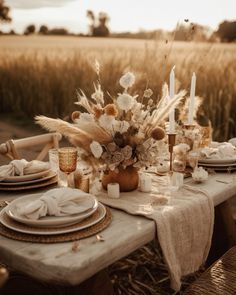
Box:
left=188, top=72, right=196, bottom=125
left=139, top=173, right=152, bottom=193
left=107, top=183, right=120, bottom=198
left=169, top=68, right=175, bottom=133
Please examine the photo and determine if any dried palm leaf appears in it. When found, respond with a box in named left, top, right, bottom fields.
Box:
left=35, top=115, right=92, bottom=151
left=74, top=120, right=112, bottom=143
left=146, top=90, right=186, bottom=133
left=178, top=96, right=203, bottom=124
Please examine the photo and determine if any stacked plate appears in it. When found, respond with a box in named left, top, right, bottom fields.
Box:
left=198, top=157, right=236, bottom=171
left=0, top=170, right=58, bottom=191
left=0, top=193, right=106, bottom=235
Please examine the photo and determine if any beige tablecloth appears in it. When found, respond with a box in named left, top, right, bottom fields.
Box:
left=98, top=179, right=214, bottom=291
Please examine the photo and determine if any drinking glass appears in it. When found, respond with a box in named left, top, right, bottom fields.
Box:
left=188, top=151, right=199, bottom=170
left=58, top=147, right=77, bottom=187
left=173, top=153, right=187, bottom=173
left=200, top=126, right=212, bottom=148
left=48, top=148, right=59, bottom=172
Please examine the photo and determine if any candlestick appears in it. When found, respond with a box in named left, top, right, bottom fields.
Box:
left=168, top=133, right=176, bottom=173
left=188, top=72, right=196, bottom=125
left=169, top=67, right=175, bottom=133
left=107, top=183, right=120, bottom=199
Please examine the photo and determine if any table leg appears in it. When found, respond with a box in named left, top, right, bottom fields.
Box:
left=207, top=200, right=236, bottom=266
left=217, top=200, right=236, bottom=246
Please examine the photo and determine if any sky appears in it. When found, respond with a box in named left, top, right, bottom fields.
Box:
left=3, top=0, right=236, bottom=34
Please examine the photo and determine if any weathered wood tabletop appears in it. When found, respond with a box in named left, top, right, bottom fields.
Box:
left=0, top=173, right=235, bottom=285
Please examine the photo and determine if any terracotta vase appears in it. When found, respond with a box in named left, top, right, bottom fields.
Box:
left=102, top=166, right=139, bottom=192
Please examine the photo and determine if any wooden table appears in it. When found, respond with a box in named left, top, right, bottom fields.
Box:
left=0, top=173, right=236, bottom=286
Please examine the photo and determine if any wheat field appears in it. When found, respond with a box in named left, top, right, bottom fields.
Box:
left=0, top=36, right=236, bottom=141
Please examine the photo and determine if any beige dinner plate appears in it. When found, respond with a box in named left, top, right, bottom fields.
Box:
left=0, top=171, right=56, bottom=186
left=6, top=193, right=98, bottom=228
left=0, top=203, right=106, bottom=235
left=1, top=169, right=51, bottom=183
left=0, top=176, right=58, bottom=191
left=199, top=157, right=236, bottom=165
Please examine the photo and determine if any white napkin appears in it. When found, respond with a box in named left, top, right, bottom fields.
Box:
left=229, top=138, right=236, bottom=147
left=17, top=188, right=95, bottom=220
left=200, top=142, right=236, bottom=159
left=0, top=159, right=50, bottom=181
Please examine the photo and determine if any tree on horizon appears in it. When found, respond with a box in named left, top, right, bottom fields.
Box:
left=217, top=21, right=236, bottom=42
left=86, top=10, right=110, bottom=37
left=0, top=0, right=11, bottom=25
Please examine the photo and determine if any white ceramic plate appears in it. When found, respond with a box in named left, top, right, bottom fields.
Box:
left=199, top=157, right=236, bottom=165
left=5, top=193, right=98, bottom=228
left=198, top=162, right=236, bottom=167
left=0, top=176, right=58, bottom=191
left=0, top=171, right=56, bottom=186
left=1, top=169, right=51, bottom=183
left=0, top=203, right=106, bottom=235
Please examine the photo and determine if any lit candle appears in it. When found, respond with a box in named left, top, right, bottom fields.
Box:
left=188, top=72, right=196, bottom=125
left=169, top=67, right=175, bottom=133
left=107, top=183, right=120, bottom=198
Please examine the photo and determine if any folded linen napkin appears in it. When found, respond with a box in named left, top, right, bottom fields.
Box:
left=0, top=159, right=50, bottom=181
left=200, top=142, right=236, bottom=160
left=17, top=188, right=95, bottom=220
left=97, top=177, right=214, bottom=291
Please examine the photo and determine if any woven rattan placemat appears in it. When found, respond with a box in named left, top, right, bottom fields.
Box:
left=0, top=207, right=112, bottom=243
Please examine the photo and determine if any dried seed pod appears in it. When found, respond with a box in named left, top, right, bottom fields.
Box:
left=71, top=111, right=80, bottom=121
left=150, top=127, right=165, bottom=141
left=104, top=104, right=118, bottom=117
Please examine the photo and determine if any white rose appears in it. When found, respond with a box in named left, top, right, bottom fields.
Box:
left=119, top=72, right=135, bottom=89
left=90, top=141, right=103, bottom=158
left=117, top=93, right=134, bottom=112
left=98, top=114, right=115, bottom=131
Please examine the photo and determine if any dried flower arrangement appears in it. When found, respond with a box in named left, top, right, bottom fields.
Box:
left=36, top=64, right=186, bottom=189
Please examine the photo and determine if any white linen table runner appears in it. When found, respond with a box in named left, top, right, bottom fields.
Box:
left=98, top=180, right=214, bottom=290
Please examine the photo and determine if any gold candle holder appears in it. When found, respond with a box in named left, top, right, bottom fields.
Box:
left=183, top=124, right=196, bottom=130
left=74, top=171, right=90, bottom=193
left=167, top=133, right=176, bottom=173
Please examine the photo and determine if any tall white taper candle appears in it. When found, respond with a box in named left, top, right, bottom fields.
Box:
left=188, top=72, right=196, bottom=125
left=169, top=67, right=175, bottom=133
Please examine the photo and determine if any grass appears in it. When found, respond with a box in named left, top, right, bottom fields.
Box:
left=0, top=36, right=236, bottom=141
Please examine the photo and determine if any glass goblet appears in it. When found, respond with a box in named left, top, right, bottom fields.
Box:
left=188, top=151, right=199, bottom=171
left=173, top=153, right=187, bottom=173
left=58, top=147, right=77, bottom=187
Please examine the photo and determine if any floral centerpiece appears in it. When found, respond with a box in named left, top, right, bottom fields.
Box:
left=36, top=67, right=185, bottom=191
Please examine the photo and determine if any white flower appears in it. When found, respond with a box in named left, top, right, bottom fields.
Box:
left=119, top=72, right=135, bottom=89
left=90, top=141, right=103, bottom=159
left=112, top=120, right=130, bottom=134
left=98, top=114, right=115, bottom=131
left=117, top=93, right=134, bottom=112
left=121, top=145, right=133, bottom=160
left=192, top=167, right=208, bottom=183
left=144, top=88, right=153, bottom=98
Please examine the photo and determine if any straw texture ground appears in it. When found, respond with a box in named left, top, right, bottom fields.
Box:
left=108, top=241, right=205, bottom=295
